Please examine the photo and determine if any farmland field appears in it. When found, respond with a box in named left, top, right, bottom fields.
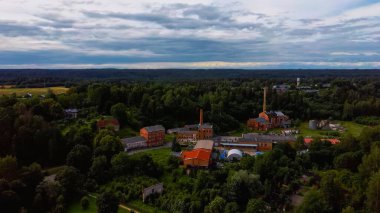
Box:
left=0, top=86, right=69, bottom=96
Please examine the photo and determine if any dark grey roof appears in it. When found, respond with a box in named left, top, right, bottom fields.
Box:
left=121, top=136, right=146, bottom=144
left=143, top=125, right=165, bottom=132
left=241, top=133, right=296, bottom=143
left=221, top=143, right=258, bottom=147
left=274, top=111, right=285, bottom=116
left=255, top=117, right=270, bottom=124
left=64, top=109, right=79, bottom=113
left=199, top=123, right=213, bottom=129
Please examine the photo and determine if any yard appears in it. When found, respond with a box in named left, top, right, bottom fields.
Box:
left=0, top=86, right=69, bottom=96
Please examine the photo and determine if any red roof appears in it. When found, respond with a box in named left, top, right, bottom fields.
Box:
left=97, top=118, right=120, bottom=128
left=304, top=138, right=340, bottom=145
left=181, top=148, right=211, bottom=162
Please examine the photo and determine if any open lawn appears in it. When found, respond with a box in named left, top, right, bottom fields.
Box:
left=298, top=122, right=334, bottom=137
left=298, top=121, right=367, bottom=138
left=341, top=121, right=366, bottom=137
left=67, top=195, right=130, bottom=213
left=0, top=87, right=69, bottom=96
left=133, top=148, right=172, bottom=167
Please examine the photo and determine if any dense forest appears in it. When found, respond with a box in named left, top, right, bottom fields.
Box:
left=0, top=74, right=380, bottom=212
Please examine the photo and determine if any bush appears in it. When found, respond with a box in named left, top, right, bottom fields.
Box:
left=81, top=196, right=90, bottom=210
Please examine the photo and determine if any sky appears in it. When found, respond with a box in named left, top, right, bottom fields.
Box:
left=0, top=0, right=380, bottom=69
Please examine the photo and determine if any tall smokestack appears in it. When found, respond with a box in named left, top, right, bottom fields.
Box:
left=263, top=87, right=268, bottom=112
left=199, top=108, right=204, bottom=126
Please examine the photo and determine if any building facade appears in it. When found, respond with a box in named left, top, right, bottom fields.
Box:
left=140, top=125, right=165, bottom=147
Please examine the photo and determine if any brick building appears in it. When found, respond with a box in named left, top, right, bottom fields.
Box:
left=97, top=118, right=120, bottom=131
left=140, top=125, right=165, bottom=147
left=175, top=109, right=213, bottom=143
left=247, top=87, right=290, bottom=130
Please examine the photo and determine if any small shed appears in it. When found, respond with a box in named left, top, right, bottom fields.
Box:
left=227, top=149, right=243, bottom=161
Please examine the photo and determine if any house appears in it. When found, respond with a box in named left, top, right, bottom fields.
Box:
left=121, top=136, right=147, bottom=151
left=175, top=109, right=214, bottom=143
left=181, top=139, right=214, bottom=168
left=181, top=149, right=212, bottom=168
left=97, top=118, right=120, bottom=131
left=273, top=84, right=290, bottom=94
left=64, top=108, right=78, bottom=119
left=140, top=125, right=165, bottom=147
left=247, top=87, right=290, bottom=130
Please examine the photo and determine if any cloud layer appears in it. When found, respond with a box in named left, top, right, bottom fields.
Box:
left=0, top=0, right=379, bottom=68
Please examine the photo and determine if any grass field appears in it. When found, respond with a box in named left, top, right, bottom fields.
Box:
left=67, top=195, right=130, bottom=213
left=298, top=121, right=367, bottom=138
left=341, top=121, right=366, bottom=137
left=133, top=148, right=172, bottom=167
left=0, top=87, right=69, bottom=96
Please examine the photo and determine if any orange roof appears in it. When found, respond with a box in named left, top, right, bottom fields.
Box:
left=97, top=118, right=120, bottom=128
left=181, top=148, right=211, bottom=161
left=304, top=138, right=340, bottom=145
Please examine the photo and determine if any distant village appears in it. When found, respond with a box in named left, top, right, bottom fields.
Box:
left=63, top=77, right=341, bottom=170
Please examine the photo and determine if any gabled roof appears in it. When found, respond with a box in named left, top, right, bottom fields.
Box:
left=255, top=117, right=270, bottom=124
left=182, top=149, right=212, bottom=161
left=241, top=133, right=296, bottom=142
left=142, top=125, right=165, bottom=132
left=199, top=123, right=213, bottom=129
left=274, top=111, right=285, bottom=116
left=64, top=108, right=78, bottom=113
left=121, top=136, right=146, bottom=144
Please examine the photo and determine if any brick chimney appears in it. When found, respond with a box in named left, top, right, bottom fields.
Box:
left=199, top=108, right=203, bottom=126
left=263, top=87, right=268, bottom=112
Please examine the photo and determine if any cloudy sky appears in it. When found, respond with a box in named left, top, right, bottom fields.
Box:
left=0, top=0, right=380, bottom=69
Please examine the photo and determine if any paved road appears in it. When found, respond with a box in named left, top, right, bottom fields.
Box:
left=89, top=194, right=140, bottom=213
left=127, top=142, right=172, bottom=155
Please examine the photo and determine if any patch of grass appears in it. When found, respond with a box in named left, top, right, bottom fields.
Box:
left=0, top=87, right=69, bottom=96
left=298, top=122, right=339, bottom=138
left=67, top=196, right=97, bottom=213
left=164, top=134, right=175, bottom=142
left=133, top=148, right=172, bottom=167
left=340, top=121, right=366, bottom=137
left=127, top=200, right=167, bottom=213
left=67, top=195, right=130, bottom=213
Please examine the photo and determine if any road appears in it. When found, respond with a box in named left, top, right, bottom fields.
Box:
left=127, top=142, right=172, bottom=155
